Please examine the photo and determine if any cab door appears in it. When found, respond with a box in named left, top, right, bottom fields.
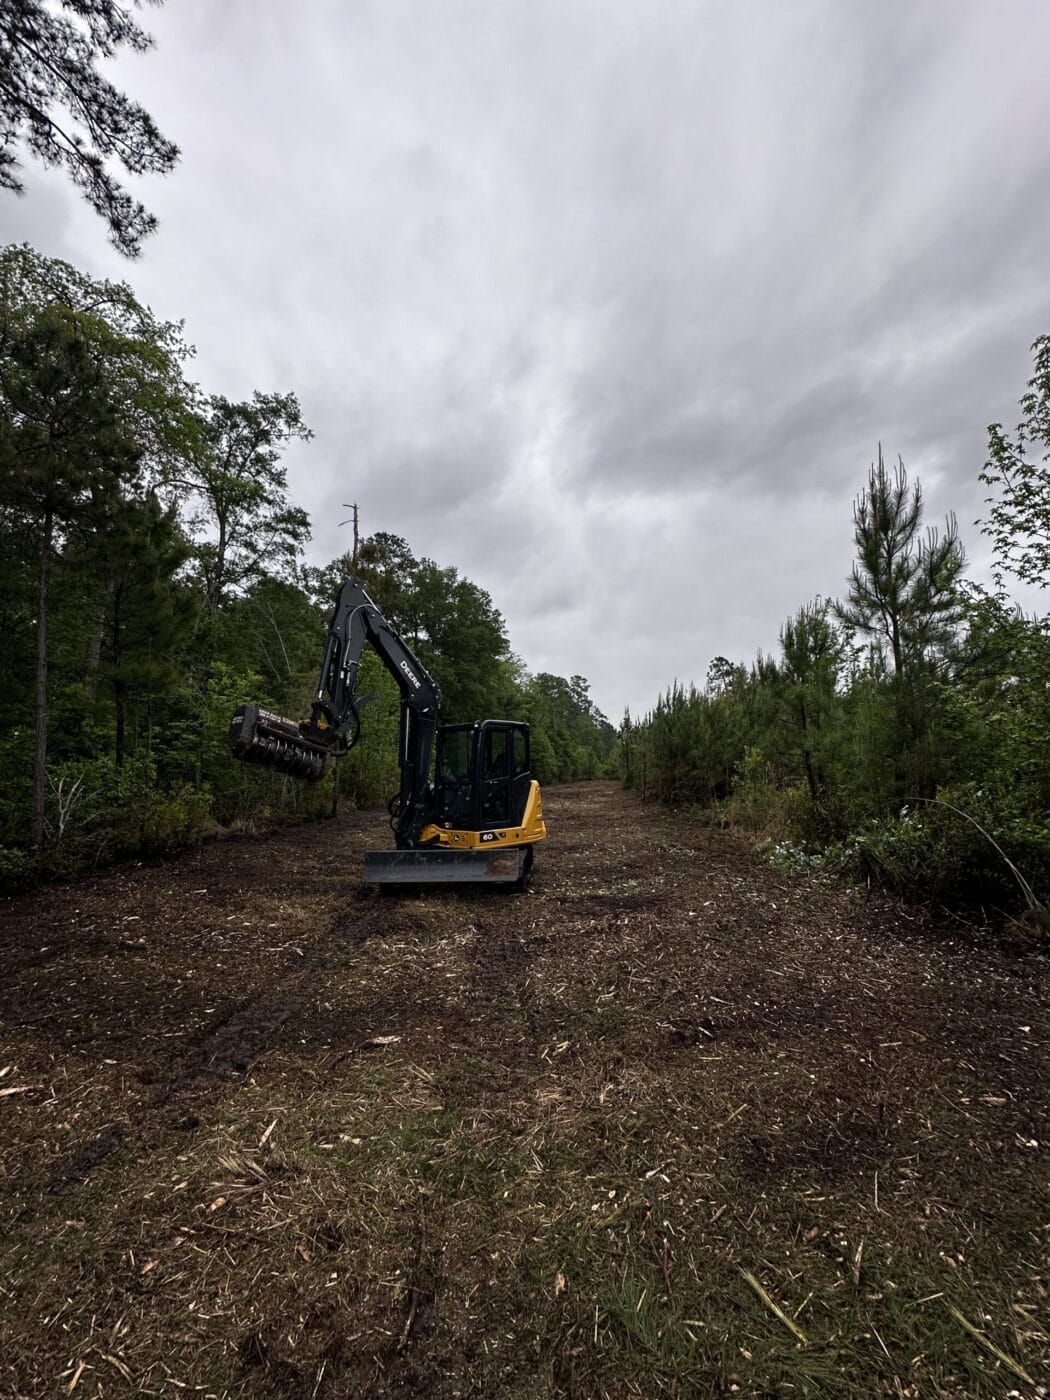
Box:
left=478, top=724, right=513, bottom=827
left=435, top=726, right=476, bottom=828
left=509, top=726, right=532, bottom=824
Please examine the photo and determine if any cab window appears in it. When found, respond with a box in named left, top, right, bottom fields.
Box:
left=513, top=728, right=528, bottom=776
left=439, top=730, right=473, bottom=783
left=483, top=728, right=509, bottom=780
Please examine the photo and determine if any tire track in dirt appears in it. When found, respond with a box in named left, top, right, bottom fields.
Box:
left=39, top=898, right=395, bottom=1195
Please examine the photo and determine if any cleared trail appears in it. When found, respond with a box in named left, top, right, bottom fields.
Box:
left=1, top=782, right=1047, bottom=1397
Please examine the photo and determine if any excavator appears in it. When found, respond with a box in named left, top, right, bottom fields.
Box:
left=227, top=578, right=546, bottom=887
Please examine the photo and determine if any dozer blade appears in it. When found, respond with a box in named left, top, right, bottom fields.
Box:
left=363, top=847, right=528, bottom=886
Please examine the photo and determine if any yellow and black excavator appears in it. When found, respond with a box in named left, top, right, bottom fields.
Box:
left=228, top=578, right=546, bottom=887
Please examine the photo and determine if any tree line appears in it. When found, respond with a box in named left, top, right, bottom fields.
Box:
left=622, top=339, right=1050, bottom=918
left=0, top=243, right=615, bottom=888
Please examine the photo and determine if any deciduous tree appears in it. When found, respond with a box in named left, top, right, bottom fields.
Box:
left=181, top=392, right=312, bottom=609
left=981, top=334, right=1050, bottom=589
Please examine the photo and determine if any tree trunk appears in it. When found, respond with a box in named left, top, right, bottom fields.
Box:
left=798, top=695, right=819, bottom=802
left=208, top=510, right=227, bottom=609
left=31, top=507, right=53, bottom=848
left=84, top=618, right=102, bottom=701
left=114, top=680, right=127, bottom=768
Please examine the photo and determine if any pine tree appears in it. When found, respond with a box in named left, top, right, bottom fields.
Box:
left=94, top=492, right=193, bottom=767
left=779, top=600, right=841, bottom=801
left=0, top=0, right=179, bottom=255
left=835, top=448, right=965, bottom=800
left=180, top=392, right=312, bottom=609
left=0, top=305, right=142, bottom=843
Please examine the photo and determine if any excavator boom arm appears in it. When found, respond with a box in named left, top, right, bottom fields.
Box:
left=230, top=579, right=442, bottom=846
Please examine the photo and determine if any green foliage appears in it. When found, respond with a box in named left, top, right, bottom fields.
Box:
left=627, top=429, right=1050, bottom=920
left=722, top=749, right=809, bottom=841
left=837, top=449, right=964, bottom=666
left=92, top=491, right=195, bottom=766
left=0, top=244, right=201, bottom=845
left=178, top=391, right=313, bottom=608
left=830, top=785, right=1050, bottom=912
left=0, top=2, right=179, bottom=254
left=0, top=244, right=198, bottom=470
left=528, top=727, right=559, bottom=784
left=0, top=753, right=213, bottom=890
left=981, top=334, right=1050, bottom=589
left=0, top=844, right=37, bottom=891
left=835, top=448, right=965, bottom=803
left=0, top=298, right=147, bottom=843
left=44, top=753, right=211, bottom=860
left=524, top=672, right=616, bottom=782
left=777, top=599, right=842, bottom=800
left=338, top=651, right=401, bottom=809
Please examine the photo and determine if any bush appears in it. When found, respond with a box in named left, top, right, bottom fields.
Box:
left=721, top=749, right=809, bottom=842
left=35, top=755, right=214, bottom=869
left=0, top=845, right=40, bottom=894
left=829, top=785, right=1050, bottom=913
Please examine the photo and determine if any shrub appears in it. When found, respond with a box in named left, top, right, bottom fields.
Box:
left=829, top=784, right=1050, bottom=914
left=0, top=845, right=40, bottom=894
left=721, top=749, right=809, bottom=842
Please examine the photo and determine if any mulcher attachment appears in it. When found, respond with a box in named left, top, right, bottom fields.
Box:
left=229, top=704, right=330, bottom=782
left=363, top=846, right=530, bottom=887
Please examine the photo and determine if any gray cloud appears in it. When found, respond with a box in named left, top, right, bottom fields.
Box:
left=3, top=0, right=1049, bottom=715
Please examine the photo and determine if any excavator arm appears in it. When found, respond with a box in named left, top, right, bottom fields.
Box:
left=229, top=579, right=442, bottom=847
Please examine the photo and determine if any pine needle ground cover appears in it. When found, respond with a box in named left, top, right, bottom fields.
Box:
left=1, top=783, right=1046, bottom=1397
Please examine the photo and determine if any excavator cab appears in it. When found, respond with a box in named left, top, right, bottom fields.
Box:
left=434, top=721, right=532, bottom=831
left=368, top=719, right=545, bottom=887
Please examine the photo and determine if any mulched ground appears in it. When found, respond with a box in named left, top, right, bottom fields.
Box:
left=0, top=781, right=1046, bottom=1398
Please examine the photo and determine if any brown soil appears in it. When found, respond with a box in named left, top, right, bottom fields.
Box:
left=1, top=782, right=1047, bottom=1398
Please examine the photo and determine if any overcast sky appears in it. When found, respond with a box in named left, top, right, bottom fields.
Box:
left=3, top=0, right=1049, bottom=718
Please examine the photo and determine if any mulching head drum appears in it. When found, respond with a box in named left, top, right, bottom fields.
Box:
left=229, top=704, right=329, bottom=782
left=363, top=847, right=529, bottom=886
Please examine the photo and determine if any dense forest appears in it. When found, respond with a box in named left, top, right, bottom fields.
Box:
left=0, top=243, right=616, bottom=889
left=623, top=337, right=1050, bottom=919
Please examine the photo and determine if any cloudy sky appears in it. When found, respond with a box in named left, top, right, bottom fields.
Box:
left=4, top=0, right=1050, bottom=718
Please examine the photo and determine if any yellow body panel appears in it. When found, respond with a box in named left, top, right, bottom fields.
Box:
left=419, top=780, right=547, bottom=851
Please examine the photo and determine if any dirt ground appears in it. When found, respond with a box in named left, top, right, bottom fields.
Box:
left=1, top=781, right=1047, bottom=1398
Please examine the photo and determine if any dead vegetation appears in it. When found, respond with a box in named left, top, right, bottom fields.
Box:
left=1, top=782, right=1047, bottom=1397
